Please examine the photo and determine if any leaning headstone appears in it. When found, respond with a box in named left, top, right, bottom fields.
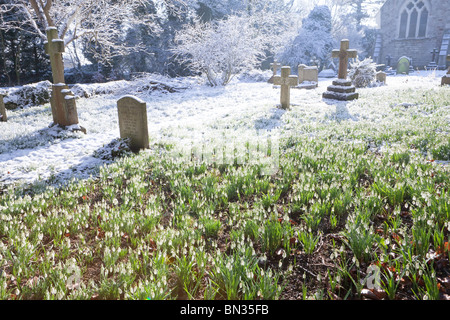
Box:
left=396, top=56, right=410, bottom=75
left=268, top=60, right=281, bottom=84
left=0, top=93, right=7, bottom=122
left=117, top=95, right=149, bottom=151
left=297, top=64, right=318, bottom=89
left=376, top=71, right=387, bottom=84
left=273, top=66, right=298, bottom=110
left=442, top=55, right=450, bottom=86
left=322, top=39, right=359, bottom=101
left=45, top=27, right=81, bottom=128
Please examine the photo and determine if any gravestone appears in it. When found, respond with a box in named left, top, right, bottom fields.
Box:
left=0, top=93, right=6, bottom=122
left=427, top=48, right=439, bottom=69
left=297, top=64, right=318, bottom=88
left=273, top=66, right=298, bottom=110
left=386, top=55, right=392, bottom=67
left=322, top=39, right=359, bottom=101
left=318, top=69, right=336, bottom=78
left=376, top=71, right=387, bottom=84
left=117, top=95, right=149, bottom=151
left=268, top=60, right=282, bottom=84
left=45, top=27, right=81, bottom=129
left=396, top=56, right=410, bottom=75
left=442, top=55, right=450, bottom=86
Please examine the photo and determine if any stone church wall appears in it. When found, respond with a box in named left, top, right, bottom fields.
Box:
left=378, top=0, right=449, bottom=69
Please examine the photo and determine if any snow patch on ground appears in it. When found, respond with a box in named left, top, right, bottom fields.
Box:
left=0, top=70, right=448, bottom=189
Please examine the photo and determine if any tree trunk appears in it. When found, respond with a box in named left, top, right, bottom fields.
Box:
left=72, top=40, right=85, bottom=81
left=0, top=30, right=11, bottom=87
left=14, top=34, right=23, bottom=86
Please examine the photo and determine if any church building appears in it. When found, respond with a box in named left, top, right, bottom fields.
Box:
left=374, top=0, right=449, bottom=70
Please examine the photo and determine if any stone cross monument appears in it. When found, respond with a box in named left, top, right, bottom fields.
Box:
left=323, top=39, right=359, bottom=101
left=332, top=39, right=358, bottom=80
left=45, top=27, right=82, bottom=130
left=273, top=66, right=298, bottom=110
left=268, top=60, right=282, bottom=84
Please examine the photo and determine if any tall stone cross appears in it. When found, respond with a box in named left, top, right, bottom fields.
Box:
left=323, top=39, right=359, bottom=101
left=270, top=61, right=281, bottom=76
left=44, top=27, right=80, bottom=128
left=386, top=55, right=392, bottom=67
left=273, top=66, right=298, bottom=110
left=332, top=39, right=358, bottom=80
left=430, top=48, right=439, bottom=63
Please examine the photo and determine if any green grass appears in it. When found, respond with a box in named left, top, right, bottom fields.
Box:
left=0, top=85, right=449, bottom=300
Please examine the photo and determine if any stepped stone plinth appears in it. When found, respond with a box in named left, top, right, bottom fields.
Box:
left=322, top=79, right=359, bottom=101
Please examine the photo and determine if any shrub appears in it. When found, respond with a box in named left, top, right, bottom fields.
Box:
left=349, top=58, right=378, bottom=88
left=4, top=81, right=51, bottom=109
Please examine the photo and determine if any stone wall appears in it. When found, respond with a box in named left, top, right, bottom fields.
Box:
left=378, top=0, right=450, bottom=69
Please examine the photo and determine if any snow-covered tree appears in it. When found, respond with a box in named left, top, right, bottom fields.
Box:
left=173, top=15, right=269, bottom=86
left=195, top=0, right=295, bottom=20
left=277, top=5, right=334, bottom=70
left=0, top=0, right=176, bottom=64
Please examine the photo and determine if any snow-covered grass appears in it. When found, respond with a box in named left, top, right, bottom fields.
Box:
left=1, top=70, right=448, bottom=191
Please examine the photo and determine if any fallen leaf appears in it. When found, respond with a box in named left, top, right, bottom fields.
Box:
left=436, top=242, right=449, bottom=255
left=166, top=256, right=176, bottom=265
left=391, top=233, right=401, bottom=241
left=373, top=289, right=387, bottom=300
left=289, top=237, right=298, bottom=247
left=400, top=211, right=410, bottom=217
left=361, top=289, right=379, bottom=300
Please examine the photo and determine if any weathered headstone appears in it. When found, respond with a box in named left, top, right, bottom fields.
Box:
left=442, top=55, right=450, bottom=86
left=322, top=39, right=359, bottom=101
left=396, top=56, right=411, bottom=75
left=117, top=95, right=149, bottom=151
left=376, top=71, right=387, bottom=84
left=0, top=93, right=7, bottom=122
left=273, top=66, right=298, bottom=110
left=268, top=60, right=281, bottom=84
left=427, top=48, right=439, bottom=69
left=318, top=69, right=336, bottom=78
left=45, top=27, right=81, bottom=128
left=297, top=64, right=318, bottom=88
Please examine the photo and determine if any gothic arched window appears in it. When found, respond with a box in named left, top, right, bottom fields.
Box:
left=398, top=0, right=429, bottom=39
